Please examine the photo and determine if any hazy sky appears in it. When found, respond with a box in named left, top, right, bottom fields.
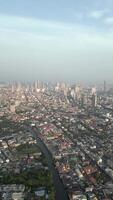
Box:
left=0, top=0, right=113, bottom=83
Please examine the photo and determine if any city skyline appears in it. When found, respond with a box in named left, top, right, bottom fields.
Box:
left=0, top=0, right=113, bottom=82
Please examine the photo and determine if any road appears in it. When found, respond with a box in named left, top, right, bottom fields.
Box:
left=25, top=125, right=70, bottom=200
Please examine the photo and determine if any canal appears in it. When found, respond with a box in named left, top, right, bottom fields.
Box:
left=25, top=126, right=70, bottom=200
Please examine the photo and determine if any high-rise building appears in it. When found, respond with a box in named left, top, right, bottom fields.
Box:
left=11, top=85, right=14, bottom=93
left=10, top=105, right=16, bottom=113
left=81, top=93, right=85, bottom=108
left=91, top=87, right=96, bottom=95
left=17, top=82, right=21, bottom=92
left=92, top=93, right=97, bottom=108
left=35, top=81, right=38, bottom=92
left=104, top=80, right=106, bottom=93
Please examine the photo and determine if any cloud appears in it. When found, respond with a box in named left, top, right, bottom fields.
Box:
left=89, top=10, right=108, bottom=19
left=0, top=13, right=113, bottom=44
left=0, top=13, right=96, bottom=41
left=0, top=14, right=73, bottom=34
left=104, top=17, right=113, bottom=25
